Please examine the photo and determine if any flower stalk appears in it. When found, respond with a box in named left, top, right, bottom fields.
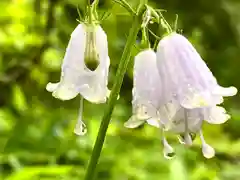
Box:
left=83, top=15, right=142, bottom=180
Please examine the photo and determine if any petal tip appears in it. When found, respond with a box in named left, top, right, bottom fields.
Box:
left=52, top=87, right=78, bottom=101
left=124, top=116, right=145, bottom=128
left=46, top=82, right=59, bottom=92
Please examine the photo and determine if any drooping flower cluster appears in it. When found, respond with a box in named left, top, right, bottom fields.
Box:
left=125, top=32, right=237, bottom=159
left=45, top=2, right=237, bottom=160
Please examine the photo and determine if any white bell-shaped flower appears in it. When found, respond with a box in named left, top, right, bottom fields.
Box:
left=124, top=49, right=162, bottom=128
left=124, top=49, right=177, bottom=158
left=156, top=32, right=237, bottom=109
left=46, top=23, right=110, bottom=103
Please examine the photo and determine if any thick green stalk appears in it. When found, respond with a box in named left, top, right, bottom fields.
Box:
left=84, top=16, right=141, bottom=180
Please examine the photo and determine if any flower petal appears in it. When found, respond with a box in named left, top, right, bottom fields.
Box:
left=124, top=116, right=145, bottom=128
left=146, top=118, right=160, bottom=128
left=212, top=86, right=237, bottom=97
left=132, top=49, right=162, bottom=119
left=46, top=24, right=86, bottom=101
left=52, top=83, right=79, bottom=100
left=78, top=25, right=110, bottom=103
left=204, top=106, right=230, bottom=124
left=179, top=89, right=212, bottom=109
left=46, top=82, right=59, bottom=92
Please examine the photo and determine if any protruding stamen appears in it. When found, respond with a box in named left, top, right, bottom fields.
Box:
left=162, top=130, right=175, bottom=159
left=178, top=132, right=196, bottom=145
left=74, top=97, right=87, bottom=136
left=199, top=130, right=215, bottom=159
left=162, top=137, right=175, bottom=159
left=184, top=110, right=192, bottom=146
left=184, top=133, right=192, bottom=146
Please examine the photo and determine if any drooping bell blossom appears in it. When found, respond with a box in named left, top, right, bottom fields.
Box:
left=124, top=48, right=217, bottom=158
left=124, top=49, right=162, bottom=129
left=46, top=23, right=110, bottom=104
left=156, top=32, right=237, bottom=110
left=152, top=32, right=237, bottom=158
left=155, top=32, right=237, bottom=134
left=124, top=49, right=177, bottom=158
left=46, top=23, right=110, bottom=136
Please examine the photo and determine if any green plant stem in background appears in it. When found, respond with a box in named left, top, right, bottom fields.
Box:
left=83, top=16, right=141, bottom=180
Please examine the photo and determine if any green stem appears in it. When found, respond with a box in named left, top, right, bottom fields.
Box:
left=87, top=0, right=91, bottom=6
left=83, top=16, right=141, bottom=180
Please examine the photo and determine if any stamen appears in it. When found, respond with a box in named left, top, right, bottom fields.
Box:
left=161, top=130, right=175, bottom=159
left=184, top=110, right=192, bottom=146
left=178, top=132, right=196, bottom=145
left=74, top=97, right=87, bottom=135
left=199, top=130, right=215, bottom=158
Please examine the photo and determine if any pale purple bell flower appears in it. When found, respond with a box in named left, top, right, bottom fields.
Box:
left=46, top=23, right=110, bottom=104
left=156, top=32, right=237, bottom=110
left=152, top=32, right=237, bottom=156
left=124, top=49, right=178, bottom=158
left=124, top=49, right=162, bottom=128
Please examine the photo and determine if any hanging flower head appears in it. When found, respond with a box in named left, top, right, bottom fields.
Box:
left=156, top=32, right=237, bottom=109
left=154, top=32, right=237, bottom=158
left=125, top=31, right=237, bottom=159
left=46, top=2, right=111, bottom=136
left=124, top=49, right=162, bottom=128
left=124, top=48, right=177, bottom=159
left=46, top=23, right=110, bottom=104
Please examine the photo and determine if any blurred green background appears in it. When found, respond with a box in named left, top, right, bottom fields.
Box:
left=0, top=0, right=240, bottom=179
